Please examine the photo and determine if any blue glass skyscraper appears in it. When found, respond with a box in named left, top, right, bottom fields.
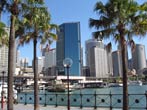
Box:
left=56, top=22, right=81, bottom=76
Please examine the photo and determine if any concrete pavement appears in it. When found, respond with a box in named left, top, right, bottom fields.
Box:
left=0, top=103, right=111, bottom=110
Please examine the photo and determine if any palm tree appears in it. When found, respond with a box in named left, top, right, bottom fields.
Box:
left=16, top=1, right=57, bottom=110
left=0, top=0, right=19, bottom=109
left=89, top=0, right=147, bottom=110
left=8, top=0, right=19, bottom=109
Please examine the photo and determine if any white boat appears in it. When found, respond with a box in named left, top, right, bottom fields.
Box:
left=47, top=84, right=66, bottom=92
left=72, top=83, right=84, bottom=90
left=79, top=80, right=107, bottom=88
left=128, top=80, right=142, bottom=86
left=108, top=83, right=122, bottom=87
left=47, top=80, right=66, bottom=92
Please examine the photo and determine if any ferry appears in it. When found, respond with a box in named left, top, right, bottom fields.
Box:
left=80, top=80, right=108, bottom=88
left=47, top=80, right=83, bottom=92
left=46, top=80, right=66, bottom=92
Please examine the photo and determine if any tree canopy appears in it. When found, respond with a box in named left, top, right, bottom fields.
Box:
left=89, top=0, right=147, bottom=110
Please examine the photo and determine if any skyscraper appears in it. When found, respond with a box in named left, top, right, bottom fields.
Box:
left=0, top=45, right=8, bottom=74
left=20, top=58, right=29, bottom=68
left=95, top=44, right=108, bottom=78
left=42, top=49, right=56, bottom=76
left=56, top=22, right=81, bottom=76
left=132, top=44, right=147, bottom=73
left=85, top=39, right=112, bottom=78
left=44, top=48, right=56, bottom=69
left=85, top=39, right=100, bottom=67
left=0, top=28, right=9, bottom=75
left=111, top=44, right=129, bottom=77
left=36, top=57, right=45, bottom=74
left=112, top=50, right=123, bottom=77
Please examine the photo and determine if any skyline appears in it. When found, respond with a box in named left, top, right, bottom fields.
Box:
left=1, top=0, right=147, bottom=65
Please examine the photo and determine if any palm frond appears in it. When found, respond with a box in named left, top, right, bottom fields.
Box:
left=92, top=28, right=115, bottom=40
left=140, top=2, right=147, bottom=11
left=94, top=1, right=105, bottom=13
left=89, top=17, right=113, bottom=29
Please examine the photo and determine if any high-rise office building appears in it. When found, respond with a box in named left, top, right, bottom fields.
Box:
left=95, top=45, right=109, bottom=78
left=56, top=22, right=81, bottom=76
left=85, top=39, right=112, bottom=78
left=0, top=45, right=8, bottom=74
left=40, top=44, right=57, bottom=76
left=132, top=44, right=147, bottom=73
left=112, top=44, right=129, bottom=77
left=112, top=50, right=123, bottom=77
left=44, top=48, right=56, bottom=76
left=85, top=39, right=100, bottom=67
left=82, top=66, right=90, bottom=76
left=0, top=28, right=9, bottom=75
left=20, top=57, right=29, bottom=71
left=36, top=57, right=45, bottom=74
left=44, top=48, right=56, bottom=69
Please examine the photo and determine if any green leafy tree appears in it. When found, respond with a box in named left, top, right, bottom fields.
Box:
left=89, top=0, right=147, bottom=109
left=1, top=0, right=57, bottom=110
left=0, top=22, right=8, bottom=46
left=16, top=1, right=57, bottom=110
left=0, top=0, right=19, bottom=110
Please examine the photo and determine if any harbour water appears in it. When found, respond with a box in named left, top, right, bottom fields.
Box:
left=17, top=85, right=147, bottom=110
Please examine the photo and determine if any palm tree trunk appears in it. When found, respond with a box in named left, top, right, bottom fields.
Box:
left=8, top=15, right=15, bottom=110
left=121, top=41, right=128, bottom=110
left=33, top=38, right=39, bottom=110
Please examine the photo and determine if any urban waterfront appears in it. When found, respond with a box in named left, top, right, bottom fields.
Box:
left=16, top=85, right=147, bottom=110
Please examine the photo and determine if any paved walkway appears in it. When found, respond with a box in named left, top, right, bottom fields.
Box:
left=0, top=103, right=114, bottom=110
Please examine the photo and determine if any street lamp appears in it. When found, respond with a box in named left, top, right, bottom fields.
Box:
left=63, top=58, right=73, bottom=110
left=1, top=71, right=5, bottom=110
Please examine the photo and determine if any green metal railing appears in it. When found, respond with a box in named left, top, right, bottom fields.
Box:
left=15, top=92, right=147, bottom=110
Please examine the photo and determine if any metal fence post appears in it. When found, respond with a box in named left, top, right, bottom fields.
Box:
left=55, top=93, right=58, bottom=107
left=80, top=92, right=83, bottom=108
left=110, top=91, right=112, bottom=110
left=145, top=91, right=147, bottom=110
left=44, top=93, right=47, bottom=106
left=24, top=93, right=27, bottom=105
left=94, top=91, right=97, bottom=109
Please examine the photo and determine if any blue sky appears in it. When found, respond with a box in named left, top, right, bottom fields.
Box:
left=2, top=0, right=147, bottom=65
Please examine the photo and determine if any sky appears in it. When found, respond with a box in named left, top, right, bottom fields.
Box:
left=1, top=0, right=147, bottom=65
